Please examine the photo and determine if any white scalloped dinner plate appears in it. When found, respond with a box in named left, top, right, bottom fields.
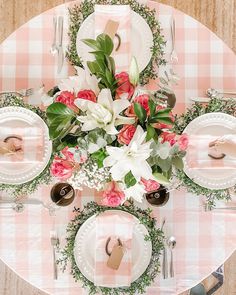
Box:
left=76, top=11, right=153, bottom=72
left=0, top=106, right=52, bottom=185
left=73, top=210, right=152, bottom=284
left=183, top=112, right=236, bottom=189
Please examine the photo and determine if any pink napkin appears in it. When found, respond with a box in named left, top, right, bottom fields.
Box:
left=186, top=135, right=236, bottom=169
left=0, top=127, right=44, bottom=163
left=94, top=211, right=134, bottom=287
left=94, top=5, right=131, bottom=72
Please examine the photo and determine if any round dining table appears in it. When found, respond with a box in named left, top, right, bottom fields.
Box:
left=0, top=1, right=236, bottom=294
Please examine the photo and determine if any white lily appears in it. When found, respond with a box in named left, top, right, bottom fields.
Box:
left=58, top=65, right=100, bottom=95
left=103, top=126, right=153, bottom=181
left=75, top=89, right=135, bottom=135
left=123, top=182, right=146, bottom=203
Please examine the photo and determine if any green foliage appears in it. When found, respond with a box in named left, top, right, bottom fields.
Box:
left=134, top=102, right=147, bottom=125
left=91, top=149, right=107, bottom=168
left=153, top=172, right=170, bottom=185
left=83, top=34, right=117, bottom=94
left=46, top=102, right=77, bottom=146
left=66, top=0, right=166, bottom=85
left=58, top=201, right=165, bottom=295
left=124, top=171, right=137, bottom=188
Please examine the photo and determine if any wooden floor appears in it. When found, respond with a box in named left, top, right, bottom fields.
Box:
left=0, top=0, right=236, bottom=294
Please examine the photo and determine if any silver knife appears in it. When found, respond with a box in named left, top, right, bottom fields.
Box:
left=57, top=16, right=64, bottom=74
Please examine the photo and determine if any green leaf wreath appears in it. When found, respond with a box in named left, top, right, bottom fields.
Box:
left=0, top=94, right=54, bottom=198
left=66, top=0, right=166, bottom=85
left=58, top=201, right=164, bottom=295
left=173, top=98, right=236, bottom=206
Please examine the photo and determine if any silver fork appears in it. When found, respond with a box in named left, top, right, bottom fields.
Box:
left=50, top=231, right=59, bottom=280
left=170, top=16, right=178, bottom=63
left=50, top=16, right=58, bottom=56
left=0, top=88, right=34, bottom=97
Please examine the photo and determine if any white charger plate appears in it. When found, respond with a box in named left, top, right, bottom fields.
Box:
left=76, top=11, right=153, bottom=72
left=73, top=210, right=152, bottom=285
left=183, top=112, right=236, bottom=189
left=0, top=106, right=52, bottom=185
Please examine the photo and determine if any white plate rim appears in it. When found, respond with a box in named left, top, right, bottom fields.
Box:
left=0, top=106, right=52, bottom=185
left=183, top=112, right=236, bottom=189
left=73, top=209, right=152, bottom=285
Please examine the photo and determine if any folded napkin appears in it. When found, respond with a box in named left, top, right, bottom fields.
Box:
left=186, top=135, right=236, bottom=169
left=0, top=127, right=44, bottom=163
left=94, top=4, right=131, bottom=72
left=94, top=211, right=134, bottom=287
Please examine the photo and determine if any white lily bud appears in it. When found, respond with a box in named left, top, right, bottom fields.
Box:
left=129, top=56, right=139, bottom=86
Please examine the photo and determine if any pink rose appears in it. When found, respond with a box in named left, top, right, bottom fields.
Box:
left=101, top=182, right=125, bottom=207
left=178, top=133, right=189, bottom=151
left=117, top=125, right=136, bottom=145
left=141, top=178, right=160, bottom=192
left=55, top=91, right=78, bottom=112
left=125, top=94, right=150, bottom=118
left=160, top=132, right=177, bottom=146
left=61, top=146, right=74, bottom=161
left=134, top=94, right=150, bottom=114
left=153, top=105, right=175, bottom=130
left=50, top=157, right=74, bottom=180
left=50, top=146, right=82, bottom=180
left=125, top=103, right=136, bottom=117
left=115, top=72, right=135, bottom=100
left=77, top=90, right=97, bottom=102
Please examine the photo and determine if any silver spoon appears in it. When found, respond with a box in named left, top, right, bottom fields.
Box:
left=167, top=236, right=176, bottom=278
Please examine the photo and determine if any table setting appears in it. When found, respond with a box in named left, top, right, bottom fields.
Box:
left=0, top=0, right=236, bottom=294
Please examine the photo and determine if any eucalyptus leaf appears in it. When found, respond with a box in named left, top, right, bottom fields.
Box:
left=153, top=172, right=170, bottom=185
left=172, top=157, right=184, bottom=170
left=157, top=157, right=172, bottom=172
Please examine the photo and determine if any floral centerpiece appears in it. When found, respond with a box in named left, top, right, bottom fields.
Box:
left=45, top=34, right=188, bottom=206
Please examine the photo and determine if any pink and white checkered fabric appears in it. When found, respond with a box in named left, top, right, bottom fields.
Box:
left=0, top=1, right=236, bottom=295
left=186, top=135, right=236, bottom=169
left=95, top=5, right=131, bottom=72
left=94, top=211, right=133, bottom=287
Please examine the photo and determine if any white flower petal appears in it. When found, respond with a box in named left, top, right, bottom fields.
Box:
left=115, top=115, right=135, bottom=126
left=112, top=99, right=130, bottom=116
left=81, top=120, right=100, bottom=132
left=110, top=161, right=129, bottom=181
left=124, top=183, right=146, bottom=203
left=97, top=89, right=113, bottom=110
left=74, top=98, right=94, bottom=112
left=104, top=123, right=119, bottom=135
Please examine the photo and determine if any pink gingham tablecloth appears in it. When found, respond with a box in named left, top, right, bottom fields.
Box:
left=0, top=1, right=236, bottom=294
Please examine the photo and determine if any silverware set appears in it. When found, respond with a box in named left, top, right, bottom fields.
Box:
left=50, top=16, right=64, bottom=74
left=161, top=218, right=176, bottom=279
